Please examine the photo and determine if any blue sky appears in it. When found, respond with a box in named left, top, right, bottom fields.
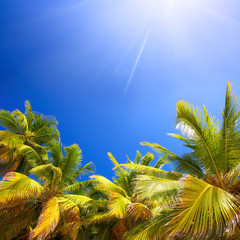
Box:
left=1, top=0, right=240, bottom=179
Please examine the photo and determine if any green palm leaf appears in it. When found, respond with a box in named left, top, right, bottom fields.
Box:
left=168, top=176, right=240, bottom=239
left=134, top=175, right=181, bottom=206
left=0, top=172, right=43, bottom=206
left=108, top=192, right=131, bottom=218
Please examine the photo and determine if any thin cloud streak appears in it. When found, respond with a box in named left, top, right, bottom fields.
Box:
left=123, top=28, right=151, bottom=98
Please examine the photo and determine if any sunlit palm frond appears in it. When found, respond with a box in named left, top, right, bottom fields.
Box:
left=108, top=152, right=132, bottom=196
left=0, top=130, right=25, bottom=147
left=167, top=133, right=195, bottom=148
left=31, top=196, right=60, bottom=240
left=61, top=144, right=82, bottom=180
left=18, top=145, right=47, bottom=167
left=154, top=155, right=168, bottom=169
left=141, top=142, right=177, bottom=159
left=91, top=175, right=128, bottom=197
left=33, top=126, right=60, bottom=145
left=140, top=153, right=154, bottom=166
left=135, top=150, right=142, bottom=164
left=49, top=142, right=64, bottom=168
left=113, top=168, right=132, bottom=197
left=13, top=109, right=28, bottom=133
left=30, top=115, right=58, bottom=133
left=119, top=163, right=169, bottom=177
left=141, top=142, right=204, bottom=178
left=225, top=162, right=240, bottom=189
left=81, top=212, right=112, bottom=225
left=0, top=172, right=43, bottom=206
left=64, top=180, right=94, bottom=193
left=29, top=164, right=62, bottom=185
left=168, top=176, right=240, bottom=239
left=134, top=175, right=181, bottom=206
left=64, top=194, right=93, bottom=207
left=176, top=100, right=222, bottom=182
left=218, top=81, right=240, bottom=173
left=108, top=192, right=131, bottom=218
left=24, top=100, right=35, bottom=129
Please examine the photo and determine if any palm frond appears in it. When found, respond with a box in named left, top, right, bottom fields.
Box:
left=29, top=164, right=62, bottom=185
left=62, top=144, right=82, bottom=180
left=64, top=180, right=94, bottom=193
left=175, top=100, right=222, bottom=183
left=168, top=176, right=240, bottom=239
left=64, top=194, right=93, bottom=207
left=90, top=175, right=128, bottom=197
left=127, top=203, right=153, bottom=221
left=0, top=110, right=22, bottom=133
left=57, top=197, right=80, bottom=239
left=0, top=130, right=25, bottom=147
left=123, top=211, right=172, bottom=240
left=135, top=150, right=142, bottom=164
left=134, top=175, right=181, bottom=206
left=64, top=162, right=95, bottom=184
left=171, top=153, right=205, bottom=178
left=140, top=153, right=154, bottom=166
left=109, top=152, right=132, bottom=196
left=49, top=142, right=64, bottom=168
left=24, top=100, right=35, bottom=129
left=141, top=142, right=177, bottom=159
left=31, top=196, right=60, bottom=239
left=33, top=126, right=60, bottom=145
left=81, top=212, right=112, bottom=225
left=119, top=163, right=169, bottom=177
left=218, top=81, right=240, bottom=173
left=0, top=172, right=43, bottom=206
left=18, top=145, right=47, bottom=167
left=13, top=109, right=28, bottom=133
left=108, top=192, right=131, bottom=218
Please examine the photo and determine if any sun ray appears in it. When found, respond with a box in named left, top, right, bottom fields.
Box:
left=122, top=28, right=152, bottom=98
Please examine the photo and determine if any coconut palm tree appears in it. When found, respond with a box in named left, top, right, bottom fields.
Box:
left=123, top=82, right=240, bottom=240
left=0, top=142, right=94, bottom=240
left=0, top=101, right=59, bottom=176
left=82, top=152, right=180, bottom=240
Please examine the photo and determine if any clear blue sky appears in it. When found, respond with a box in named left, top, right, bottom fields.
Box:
left=1, top=0, right=240, bottom=179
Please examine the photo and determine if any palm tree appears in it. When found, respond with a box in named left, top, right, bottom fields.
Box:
left=0, top=101, right=59, bottom=176
left=82, top=152, right=179, bottom=240
left=123, top=82, right=240, bottom=240
left=0, top=142, right=94, bottom=240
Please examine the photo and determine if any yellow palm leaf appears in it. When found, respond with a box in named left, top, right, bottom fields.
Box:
left=0, top=172, right=43, bottom=207
left=109, top=192, right=131, bottom=218
left=31, top=196, right=60, bottom=240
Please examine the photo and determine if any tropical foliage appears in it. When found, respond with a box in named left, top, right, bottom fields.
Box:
left=1, top=82, right=240, bottom=240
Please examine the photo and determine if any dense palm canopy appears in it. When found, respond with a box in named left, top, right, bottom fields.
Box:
left=0, top=142, right=95, bottom=240
left=0, top=101, right=59, bottom=176
left=1, top=82, right=240, bottom=239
